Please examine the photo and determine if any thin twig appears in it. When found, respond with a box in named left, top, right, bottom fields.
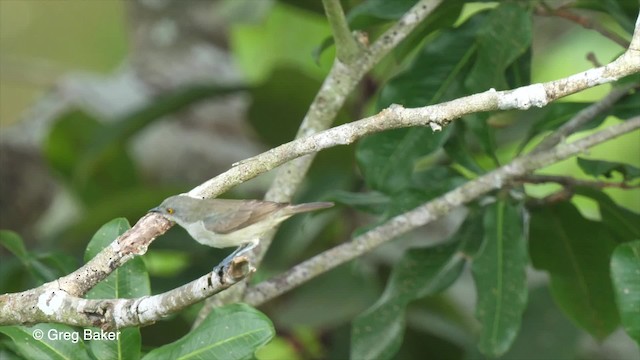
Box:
left=516, top=174, right=640, bottom=189
left=535, top=5, right=629, bottom=48
left=532, top=83, right=638, bottom=154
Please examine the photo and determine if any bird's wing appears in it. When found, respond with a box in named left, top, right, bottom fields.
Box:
left=201, top=201, right=283, bottom=234
left=202, top=210, right=254, bottom=234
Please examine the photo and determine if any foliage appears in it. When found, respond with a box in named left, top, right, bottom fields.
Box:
left=1, top=0, right=639, bottom=359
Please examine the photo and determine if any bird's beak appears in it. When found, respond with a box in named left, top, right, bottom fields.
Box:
left=149, top=206, right=161, bottom=213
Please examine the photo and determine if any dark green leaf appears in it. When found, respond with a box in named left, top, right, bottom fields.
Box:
left=529, top=202, right=619, bottom=339
left=411, top=165, right=467, bottom=193
left=574, top=186, right=640, bottom=242
left=356, top=12, right=496, bottom=192
left=610, top=241, right=640, bottom=343
left=504, top=286, right=581, bottom=359
left=0, top=324, right=91, bottom=360
left=347, top=0, right=418, bottom=29
left=505, top=47, right=532, bottom=89
left=0, top=230, right=28, bottom=260
left=0, top=231, right=58, bottom=284
left=577, top=157, right=640, bottom=181
left=463, top=113, right=499, bottom=166
left=379, top=12, right=487, bottom=108
left=465, top=3, right=532, bottom=92
left=443, top=122, right=485, bottom=175
left=44, top=110, right=102, bottom=181
left=472, top=200, right=528, bottom=357
left=356, top=127, right=451, bottom=193
left=142, top=304, right=274, bottom=360
left=392, top=0, right=465, bottom=62
left=351, top=214, right=482, bottom=360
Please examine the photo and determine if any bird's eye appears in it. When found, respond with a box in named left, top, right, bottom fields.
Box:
left=167, top=208, right=175, bottom=214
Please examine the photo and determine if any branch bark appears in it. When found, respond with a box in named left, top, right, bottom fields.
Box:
left=0, top=255, right=252, bottom=329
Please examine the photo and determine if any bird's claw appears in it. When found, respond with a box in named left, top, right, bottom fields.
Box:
left=213, top=256, right=253, bottom=280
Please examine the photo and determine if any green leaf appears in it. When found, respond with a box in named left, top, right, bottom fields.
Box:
left=80, top=218, right=147, bottom=360
left=351, top=214, right=482, bottom=360
left=529, top=202, right=619, bottom=339
left=0, top=231, right=58, bottom=284
left=356, top=12, right=496, bottom=193
left=463, top=113, right=499, bottom=166
left=142, top=304, right=274, bottom=360
left=465, top=3, right=532, bottom=92
left=378, top=12, right=486, bottom=108
left=356, top=127, right=451, bottom=194
left=574, top=187, right=640, bottom=241
left=81, top=218, right=146, bottom=360
left=392, top=0, right=465, bottom=62
left=89, top=328, right=141, bottom=360
left=577, top=157, right=640, bottom=181
left=44, top=110, right=139, bottom=205
left=503, top=286, right=581, bottom=359
left=347, top=0, right=418, bottom=29
left=443, top=122, right=485, bottom=175
left=85, top=218, right=151, bottom=299
left=0, top=230, right=28, bottom=260
left=472, top=200, right=528, bottom=357
left=610, top=241, right=640, bottom=343
left=0, top=324, right=91, bottom=360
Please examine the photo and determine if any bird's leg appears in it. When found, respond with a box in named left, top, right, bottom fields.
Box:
left=213, top=239, right=259, bottom=276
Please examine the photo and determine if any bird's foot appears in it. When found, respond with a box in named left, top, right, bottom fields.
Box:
left=213, top=255, right=253, bottom=281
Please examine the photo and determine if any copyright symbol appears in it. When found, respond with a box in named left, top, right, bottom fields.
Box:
left=32, top=329, right=44, bottom=340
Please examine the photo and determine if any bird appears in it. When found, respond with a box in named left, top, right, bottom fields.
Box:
left=150, top=194, right=333, bottom=273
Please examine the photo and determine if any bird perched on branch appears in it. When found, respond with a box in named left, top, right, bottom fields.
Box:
left=150, top=195, right=333, bottom=274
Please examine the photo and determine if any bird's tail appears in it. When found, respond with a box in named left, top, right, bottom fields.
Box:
left=287, top=202, right=334, bottom=214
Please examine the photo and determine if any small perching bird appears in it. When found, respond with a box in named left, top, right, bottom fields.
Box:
left=150, top=194, right=333, bottom=273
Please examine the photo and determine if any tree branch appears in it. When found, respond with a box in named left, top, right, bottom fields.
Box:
left=535, top=5, right=630, bottom=48
left=323, top=0, right=361, bottom=64
left=532, top=83, right=637, bottom=154
left=0, top=256, right=252, bottom=329
left=243, top=117, right=640, bottom=306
